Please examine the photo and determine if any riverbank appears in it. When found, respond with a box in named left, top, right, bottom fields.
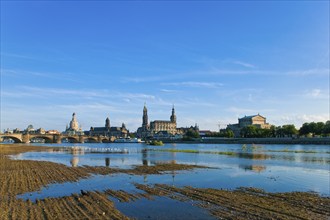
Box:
left=162, top=137, right=330, bottom=145
left=1, top=144, right=329, bottom=219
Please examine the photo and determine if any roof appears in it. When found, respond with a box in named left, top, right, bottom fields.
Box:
left=92, top=127, right=109, bottom=132
left=239, top=114, right=266, bottom=120
left=151, top=120, right=173, bottom=123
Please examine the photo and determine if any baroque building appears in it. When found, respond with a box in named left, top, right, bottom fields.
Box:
left=137, top=104, right=178, bottom=138
left=89, top=117, right=128, bottom=138
left=150, top=106, right=177, bottom=134
left=64, top=113, right=84, bottom=135
left=227, top=114, right=271, bottom=137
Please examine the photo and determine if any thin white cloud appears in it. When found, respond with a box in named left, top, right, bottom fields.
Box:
left=232, top=60, right=256, bottom=68
left=116, top=92, right=156, bottom=101
left=272, top=114, right=329, bottom=128
left=163, top=81, right=223, bottom=89
left=285, top=68, right=329, bottom=76
left=226, top=107, right=276, bottom=115
left=160, top=89, right=179, bottom=93
left=1, top=69, right=81, bottom=82
left=304, top=89, right=328, bottom=99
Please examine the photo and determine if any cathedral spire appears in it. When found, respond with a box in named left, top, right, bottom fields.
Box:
left=105, top=117, right=110, bottom=129
left=142, top=104, right=149, bottom=129
left=170, top=105, right=176, bottom=123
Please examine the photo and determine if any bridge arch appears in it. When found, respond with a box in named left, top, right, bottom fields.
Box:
left=84, top=137, right=99, bottom=143
left=1, top=135, right=22, bottom=143
left=61, top=137, right=80, bottom=143
left=30, top=135, right=53, bottom=143
left=101, top=138, right=110, bottom=143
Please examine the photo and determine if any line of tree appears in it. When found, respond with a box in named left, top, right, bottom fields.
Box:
left=204, top=128, right=234, bottom=138
left=299, top=121, right=330, bottom=137
left=240, top=121, right=330, bottom=138
left=203, top=121, right=330, bottom=138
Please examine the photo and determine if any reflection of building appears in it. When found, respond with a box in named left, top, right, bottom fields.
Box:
left=137, top=104, right=178, bottom=138
left=64, top=113, right=84, bottom=135
left=89, top=117, right=129, bottom=138
left=239, top=165, right=266, bottom=173
left=70, top=157, right=79, bottom=167
left=227, top=114, right=271, bottom=137
left=105, top=158, right=110, bottom=167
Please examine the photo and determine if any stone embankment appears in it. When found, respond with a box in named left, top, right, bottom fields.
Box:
left=164, top=137, right=330, bottom=145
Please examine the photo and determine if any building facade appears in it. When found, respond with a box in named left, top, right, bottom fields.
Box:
left=137, top=104, right=178, bottom=138
left=227, top=114, right=271, bottom=137
left=89, top=117, right=128, bottom=138
left=64, top=113, right=84, bottom=135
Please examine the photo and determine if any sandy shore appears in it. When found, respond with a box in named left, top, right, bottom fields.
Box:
left=1, top=144, right=329, bottom=219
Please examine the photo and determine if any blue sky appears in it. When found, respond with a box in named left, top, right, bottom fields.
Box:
left=1, top=1, right=329, bottom=132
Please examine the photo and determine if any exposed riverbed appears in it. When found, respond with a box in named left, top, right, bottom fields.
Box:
left=1, top=143, right=329, bottom=219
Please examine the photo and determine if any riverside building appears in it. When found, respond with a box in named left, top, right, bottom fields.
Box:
left=137, top=104, right=178, bottom=138
left=64, top=113, right=84, bottom=135
left=227, top=114, right=271, bottom=137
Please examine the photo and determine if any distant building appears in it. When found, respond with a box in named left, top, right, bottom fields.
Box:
left=227, top=114, right=271, bottom=137
left=64, top=113, right=84, bottom=135
left=150, top=106, right=177, bottom=135
left=47, top=130, right=60, bottom=134
left=137, top=104, right=179, bottom=138
left=89, top=117, right=129, bottom=138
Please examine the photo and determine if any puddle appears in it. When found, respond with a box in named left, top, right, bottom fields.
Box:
left=113, top=196, right=216, bottom=220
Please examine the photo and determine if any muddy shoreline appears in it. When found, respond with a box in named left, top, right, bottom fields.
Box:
left=1, top=144, right=329, bottom=219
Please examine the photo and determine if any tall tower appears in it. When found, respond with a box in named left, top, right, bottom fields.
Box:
left=142, top=103, right=149, bottom=130
left=105, top=117, right=110, bottom=129
left=170, top=105, right=176, bottom=123
left=69, top=112, right=79, bottom=131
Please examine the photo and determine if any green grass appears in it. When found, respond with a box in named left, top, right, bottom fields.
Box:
left=147, top=148, right=330, bottom=155
left=147, top=148, right=236, bottom=156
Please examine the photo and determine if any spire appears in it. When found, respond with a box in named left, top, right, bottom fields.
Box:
left=142, top=103, right=148, bottom=128
left=105, top=117, right=110, bottom=128
left=170, top=105, right=176, bottom=123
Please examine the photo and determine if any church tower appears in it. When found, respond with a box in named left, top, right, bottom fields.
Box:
left=170, top=105, right=176, bottom=123
left=105, top=117, right=110, bottom=129
left=142, top=103, right=149, bottom=130
left=69, top=112, right=79, bottom=131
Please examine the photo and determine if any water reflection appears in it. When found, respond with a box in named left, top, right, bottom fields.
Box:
left=105, top=158, right=110, bottom=167
left=237, top=152, right=269, bottom=160
left=239, top=164, right=266, bottom=173
left=9, top=143, right=329, bottom=197
left=142, top=149, right=148, bottom=166
left=70, top=157, right=79, bottom=167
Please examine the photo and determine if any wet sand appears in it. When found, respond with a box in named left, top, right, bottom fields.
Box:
left=1, top=144, right=329, bottom=220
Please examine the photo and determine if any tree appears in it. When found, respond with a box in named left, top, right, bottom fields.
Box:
left=282, top=124, right=298, bottom=137
left=315, top=122, right=325, bottom=136
left=299, top=123, right=311, bottom=136
left=323, top=121, right=330, bottom=136
left=224, top=128, right=234, bottom=138
left=185, top=129, right=200, bottom=139
left=240, top=126, right=257, bottom=138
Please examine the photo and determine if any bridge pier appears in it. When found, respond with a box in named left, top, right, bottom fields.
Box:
left=79, top=136, right=85, bottom=143
left=53, top=134, right=62, bottom=144
left=22, top=134, right=30, bottom=143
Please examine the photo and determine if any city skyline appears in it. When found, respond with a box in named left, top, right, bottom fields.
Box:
left=1, top=1, right=329, bottom=131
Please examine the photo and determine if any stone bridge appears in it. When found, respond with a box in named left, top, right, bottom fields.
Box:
left=0, top=133, right=114, bottom=144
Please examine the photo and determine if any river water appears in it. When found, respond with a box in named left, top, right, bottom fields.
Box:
left=12, top=143, right=329, bottom=219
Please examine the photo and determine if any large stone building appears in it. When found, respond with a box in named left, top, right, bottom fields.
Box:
left=150, top=106, right=177, bottom=134
left=137, top=104, right=178, bottom=138
left=89, top=117, right=128, bottom=138
left=227, top=114, right=271, bottom=137
left=64, top=113, right=84, bottom=135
